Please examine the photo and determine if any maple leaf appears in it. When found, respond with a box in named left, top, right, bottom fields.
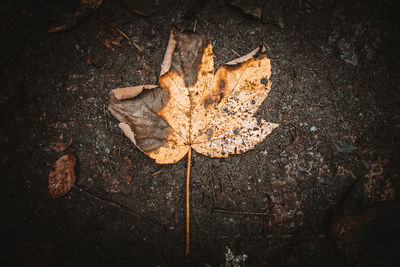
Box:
left=108, top=28, right=279, bottom=254
left=109, top=29, right=278, bottom=164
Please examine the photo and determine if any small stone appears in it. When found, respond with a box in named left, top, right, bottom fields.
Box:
left=260, top=77, right=268, bottom=85
left=310, top=126, right=317, bottom=132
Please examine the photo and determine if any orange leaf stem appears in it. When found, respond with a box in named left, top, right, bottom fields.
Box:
left=185, top=147, right=192, bottom=255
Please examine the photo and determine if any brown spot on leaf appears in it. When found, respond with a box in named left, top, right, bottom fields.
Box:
left=170, top=29, right=210, bottom=87
left=219, top=79, right=225, bottom=89
left=218, top=79, right=226, bottom=102
left=204, top=97, right=214, bottom=109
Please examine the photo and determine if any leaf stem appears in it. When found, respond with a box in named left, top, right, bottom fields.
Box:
left=185, top=147, right=192, bottom=255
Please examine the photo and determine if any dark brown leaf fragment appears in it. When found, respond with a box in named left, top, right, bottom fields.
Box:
left=48, top=155, right=76, bottom=198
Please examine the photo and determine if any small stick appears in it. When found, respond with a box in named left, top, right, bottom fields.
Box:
left=289, top=122, right=305, bottom=134
left=193, top=18, right=197, bottom=32
left=185, top=147, right=192, bottom=255
left=103, top=104, right=109, bottom=130
left=221, top=191, right=237, bottom=206
left=76, top=185, right=163, bottom=230
left=238, top=31, right=247, bottom=42
left=118, top=144, right=121, bottom=161
left=97, top=16, right=143, bottom=51
left=110, top=24, right=143, bottom=51
left=212, top=208, right=269, bottom=216
left=314, top=102, right=324, bottom=107
left=151, top=169, right=162, bottom=176
left=210, top=175, right=217, bottom=204
left=280, top=123, right=303, bottom=154
left=231, top=49, right=241, bottom=57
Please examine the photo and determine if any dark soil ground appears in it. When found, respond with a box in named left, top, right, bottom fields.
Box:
left=2, top=0, right=400, bottom=266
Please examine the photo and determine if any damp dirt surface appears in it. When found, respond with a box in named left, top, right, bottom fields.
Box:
left=2, top=0, right=400, bottom=266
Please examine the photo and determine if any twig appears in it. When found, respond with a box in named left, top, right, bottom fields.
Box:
left=151, top=169, right=162, bottom=176
left=289, top=122, right=306, bottom=134
left=96, top=16, right=143, bottom=51
left=210, top=174, right=217, bottom=204
left=217, top=176, right=237, bottom=205
left=193, top=18, right=197, bottom=32
left=314, top=102, right=324, bottom=107
left=118, top=144, right=121, bottom=161
left=264, top=234, right=328, bottom=241
left=106, top=155, right=114, bottom=172
left=262, top=41, right=269, bottom=50
left=103, top=104, right=108, bottom=130
left=212, top=208, right=269, bottom=217
left=231, top=49, right=241, bottom=57
left=238, top=30, right=247, bottom=42
left=221, top=191, right=237, bottom=206
left=73, top=185, right=198, bottom=262
left=75, top=185, right=164, bottom=230
left=280, top=123, right=304, bottom=155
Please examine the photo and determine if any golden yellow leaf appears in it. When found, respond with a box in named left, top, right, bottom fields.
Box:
left=108, top=29, right=279, bottom=164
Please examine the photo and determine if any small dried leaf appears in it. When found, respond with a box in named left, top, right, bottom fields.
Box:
left=48, top=155, right=76, bottom=198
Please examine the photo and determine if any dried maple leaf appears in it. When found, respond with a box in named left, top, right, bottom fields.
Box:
left=109, top=29, right=278, bottom=163
left=48, top=155, right=76, bottom=198
left=108, top=28, right=279, bottom=253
